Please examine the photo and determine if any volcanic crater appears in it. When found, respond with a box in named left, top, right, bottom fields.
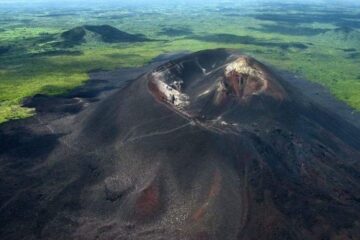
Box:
left=148, top=52, right=289, bottom=134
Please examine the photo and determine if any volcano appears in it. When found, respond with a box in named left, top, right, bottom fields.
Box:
left=0, top=49, right=359, bottom=240
left=58, top=25, right=149, bottom=47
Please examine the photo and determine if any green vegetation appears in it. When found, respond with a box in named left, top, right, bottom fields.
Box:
left=0, top=2, right=360, bottom=123
left=61, top=26, right=86, bottom=46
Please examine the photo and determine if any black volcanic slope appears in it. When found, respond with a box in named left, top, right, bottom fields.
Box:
left=0, top=49, right=360, bottom=240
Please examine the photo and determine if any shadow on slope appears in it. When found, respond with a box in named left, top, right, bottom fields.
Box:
left=189, top=34, right=308, bottom=50
left=158, top=27, right=193, bottom=37
left=248, top=23, right=329, bottom=36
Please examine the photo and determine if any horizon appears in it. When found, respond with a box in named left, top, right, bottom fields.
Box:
left=1, top=0, right=360, bottom=10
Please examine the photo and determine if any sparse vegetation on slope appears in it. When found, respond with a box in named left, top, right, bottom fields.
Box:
left=60, top=26, right=86, bottom=46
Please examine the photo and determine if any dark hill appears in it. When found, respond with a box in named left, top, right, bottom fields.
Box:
left=314, top=27, right=360, bottom=47
left=59, top=25, right=149, bottom=47
left=0, top=49, right=359, bottom=240
left=83, top=25, right=148, bottom=43
left=61, top=26, right=86, bottom=44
